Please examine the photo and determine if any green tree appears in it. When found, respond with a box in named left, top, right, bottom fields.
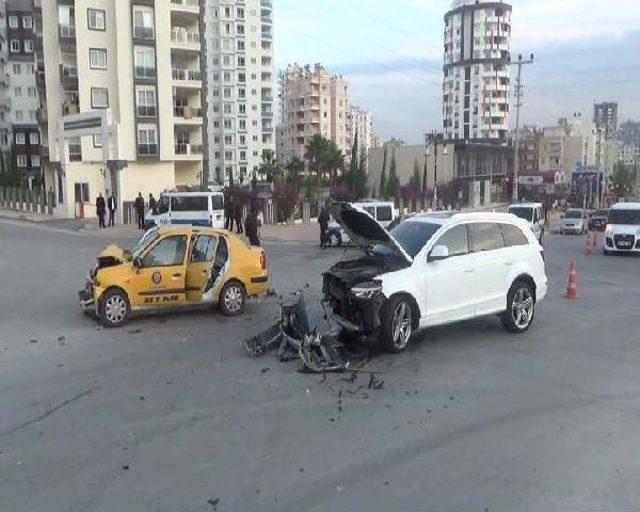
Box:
left=349, top=146, right=368, bottom=200
left=285, top=155, right=305, bottom=183
left=256, top=150, right=282, bottom=182
left=410, top=157, right=421, bottom=188
left=378, top=144, right=388, bottom=198
left=0, top=145, right=23, bottom=187
left=304, top=134, right=343, bottom=187
left=610, top=161, right=635, bottom=198
left=386, top=147, right=399, bottom=200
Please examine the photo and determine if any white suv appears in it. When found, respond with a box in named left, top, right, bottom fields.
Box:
left=323, top=203, right=548, bottom=353
left=604, top=202, right=640, bottom=255
left=508, top=203, right=545, bottom=242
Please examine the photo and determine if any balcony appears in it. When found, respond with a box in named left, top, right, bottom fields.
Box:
left=170, top=0, right=200, bottom=14
left=60, top=64, right=78, bottom=91
left=172, top=68, right=202, bottom=88
left=174, top=143, right=203, bottom=159
left=173, top=105, right=203, bottom=123
left=261, top=111, right=273, bottom=118
left=133, top=26, right=155, bottom=41
left=260, top=0, right=272, bottom=7
left=0, top=97, right=11, bottom=112
left=261, top=31, right=272, bottom=41
left=171, top=28, right=200, bottom=50
left=59, top=24, right=76, bottom=39
left=0, top=73, right=9, bottom=88
left=138, top=143, right=159, bottom=156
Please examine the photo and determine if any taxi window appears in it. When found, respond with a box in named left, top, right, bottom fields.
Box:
left=143, top=235, right=187, bottom=267
left=190, top=235, right=217, bottom=263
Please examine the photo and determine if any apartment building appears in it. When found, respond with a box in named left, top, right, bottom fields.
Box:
left=35, top=0, right=206, bottom=219
left=0, top=0, right=41, bottom=185
left=443, top=0, right=512, bottom=143
left=517, top=126, right=541, bottom=175
left=203, top=0, right=274, bottom=186
left=276, top=63, right=349, bottom=164
left=593, top=101, right=618, bottom=140
left=346, top=105, right=372, bottom=170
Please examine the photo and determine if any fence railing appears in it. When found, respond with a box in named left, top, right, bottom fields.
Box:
left=0, top=186, right=55, bottom=215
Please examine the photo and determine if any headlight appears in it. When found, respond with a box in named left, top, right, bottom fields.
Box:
left=605, top=226, right=613, bottom=236
left=350, top=280, right=383, bottom=300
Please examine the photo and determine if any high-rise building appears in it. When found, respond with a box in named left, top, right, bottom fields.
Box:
left=34, top=0, right=207, bottom=218
left=443, top=0, right=512, bottom=143
left=276, top=63, right=349, bottom=164
left=203, top=0, right=274, bottom=186
left=593, top=102, right=618, bottom=140
left=0, top=0, right=41, bottom=186
left=346, top=105, right=372, bottom=170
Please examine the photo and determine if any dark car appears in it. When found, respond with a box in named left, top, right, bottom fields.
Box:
left=588, top=210, right=608, bottom=232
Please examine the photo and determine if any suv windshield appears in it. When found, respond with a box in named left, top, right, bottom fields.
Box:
left=508, top=207, right=533, bottom=222
left=608, top=209, right=640, bottom=225
left=371, top=221, right=441, bottom=258
left=565, top=210, right=582, bottom=219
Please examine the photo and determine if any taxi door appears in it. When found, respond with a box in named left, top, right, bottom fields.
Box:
left=185, top=234, right=217, bottom=302
left=130, top=234, right=188, bottom=308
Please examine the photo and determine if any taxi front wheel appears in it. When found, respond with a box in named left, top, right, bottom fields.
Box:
left=219, top=281, right=246, bottom=317
left=99, top=288, right=131, bottom=328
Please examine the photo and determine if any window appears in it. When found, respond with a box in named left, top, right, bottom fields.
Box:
left=191, top=235, right=217, bottom=263
left=434, top=225, right=469, bottom=257
left=93, top=133, right=102, bottom=148
left=74, top=183, right=90, bottom=203
left=17, top=154, right=28, bottom=167
left=14, top=87, right=22, bottom=97
left=87, top=9, right=105, bottom=30
left=15, top=110, right=23, bottom=120
left=133, top=6, right=155, bottom=39
left=89, top=48, right=107, bottom=69
left=171, top=196, right=208, bottom=212
left=91, top=87, right=109, bottom=108
left=29, top=132, right=39, bottom=144
left=134, top=46, right=155, bottom=78
left=469, top=223, right=505, bottom=252
left=136, top=88, right=156, bottom=117
left=13, top=64, right=21, bottom=74
left=23, top=16, right=33, bottom=29
left=27, top=86, right=36, bottom=97
left=137, top=125, right=158, bottom=155
left=24, top=39, right=33, bottom=53
left=142, top=236, right=187, bottom=267
left=376, top=206, right=393, bottom=222
left=501, top=224, right=529, bottom=247
left=15, top=132, right=26, bottom=144
left=9, top=16, right=18, bottom=28
left=10, top=40, right=20, bottom=53
left=31, top=155, right=41, bottom=167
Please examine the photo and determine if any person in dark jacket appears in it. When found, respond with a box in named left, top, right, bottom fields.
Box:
left=318, top=207, right=329, bottom=248
left=134, top=192, right=145, bottom=230
left=107, top=192, right=116, bottom=227
left=224, top=193, right=235, bottom=232
left=234, top=200, right=243, bottom=234
left=244, top=208, right=260, bottom=246
left=96, top=192, right=106, bottom=229
left=148, top=193, right=156, bottom=214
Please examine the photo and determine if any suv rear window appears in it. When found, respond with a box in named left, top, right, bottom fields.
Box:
left=608, top=209, right=640, bottom=225
left=501, top=223, right=529, bottom=246
left=171, top=196, right=209, bottom=212
left=469, top=223, right=505, bottom=252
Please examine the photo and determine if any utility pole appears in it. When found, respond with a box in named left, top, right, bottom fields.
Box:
left=510, top=53, right=534, bottom=202
left=425, top=131, right=446, bottom=209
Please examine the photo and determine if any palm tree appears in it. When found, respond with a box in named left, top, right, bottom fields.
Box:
left=304, top=134, right=343, bottom=187
left=285, top=155, right=305, bottom=183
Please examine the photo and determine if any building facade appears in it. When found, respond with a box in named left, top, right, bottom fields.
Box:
left=276, top=63, right=349, bottom=164
left=0, top=0, right=41, bottom=185
left=34, top=0, right=209, bottom=219
left=593, top=101, right=618, bottom=140
left=517, top=126, right=541, bottom=175
left=443, top=0, right=512, bottom=143
left=346, top=105, right=372, bottom=170
left=203, top=0, right=274, bottom=186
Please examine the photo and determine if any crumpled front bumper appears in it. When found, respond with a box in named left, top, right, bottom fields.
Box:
left=78, top=280, right=95, bottom=313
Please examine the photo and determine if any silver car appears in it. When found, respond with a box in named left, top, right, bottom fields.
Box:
left=559, top=209, right=587, bottom=234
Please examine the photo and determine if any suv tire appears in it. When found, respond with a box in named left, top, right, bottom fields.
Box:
left=379, top=295, right=413, bottom=353
left=99, top=288, right=131, bottom=328
left=219, top=281, right=246, bottom=316
left=501, top=280, right=535, bottom=333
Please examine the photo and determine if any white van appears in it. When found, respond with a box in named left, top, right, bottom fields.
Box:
left=604, top=202, right=640, bottom=255
left=325, top=200, right=397, bottom=246
left=146, top=191, right=225, bottom=229
left=508, top=203, right=545, bottom=242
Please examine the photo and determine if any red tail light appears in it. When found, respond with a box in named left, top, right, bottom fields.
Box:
left=260, top=250, right=267, bottom=270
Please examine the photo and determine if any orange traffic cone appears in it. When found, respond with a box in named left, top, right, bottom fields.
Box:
left=585, top=231, right=594, bottom=255
left=565, top=260, right=579, bottom=299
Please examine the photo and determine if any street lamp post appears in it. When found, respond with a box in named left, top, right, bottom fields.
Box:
left=425, top=131, right=447, bottom=209
left=510, top=53, right=535, bottom=203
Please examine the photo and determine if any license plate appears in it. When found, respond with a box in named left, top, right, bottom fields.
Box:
left=619, top=241, right=632, bottom=247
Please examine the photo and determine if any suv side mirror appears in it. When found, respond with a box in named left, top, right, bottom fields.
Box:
left=428, top=245, right=449, bottom=262
left=133, top=256, right=143, bottom=268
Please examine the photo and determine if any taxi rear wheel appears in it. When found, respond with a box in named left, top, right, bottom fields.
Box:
left=219, top=281, right=246, bottom=316
left=99, top=288, right=131, bottom=328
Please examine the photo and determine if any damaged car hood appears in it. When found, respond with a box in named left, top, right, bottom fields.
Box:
left=98, top=245, right=128, bottom=263
left=330, top=202, right=413, bottom=264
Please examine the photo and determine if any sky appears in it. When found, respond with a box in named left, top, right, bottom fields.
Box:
left=275, top=0, right=640, bottom=144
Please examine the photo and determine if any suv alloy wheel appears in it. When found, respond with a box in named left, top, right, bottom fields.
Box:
left=379, top=295, right=413, bottom=353
left=502, top=281, right=535, bottom=333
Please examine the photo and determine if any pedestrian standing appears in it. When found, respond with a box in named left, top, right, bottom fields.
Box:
left=318, top=206, right=329, bottom=248
left=134, top=192, right=145, bottom=230
left=148, top=193, right=156, bottom=214
left=96, top=192, right=106, bottom=229
left=244, top=208, right=260, bottom=246
left=107, top=192, right=116, bottom=227
left=224, top=193, right=235, bottom=232
left=234, top=200, right=243, bottom=234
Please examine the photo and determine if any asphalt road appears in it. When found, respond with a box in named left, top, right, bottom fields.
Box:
left=1, top=218, right=640, bottom=512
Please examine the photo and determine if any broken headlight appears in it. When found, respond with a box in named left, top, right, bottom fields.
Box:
left=350, top=280, right=382, bottom=300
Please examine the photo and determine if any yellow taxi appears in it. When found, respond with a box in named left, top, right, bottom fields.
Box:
left=78, top=226, right=268, bottom=327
